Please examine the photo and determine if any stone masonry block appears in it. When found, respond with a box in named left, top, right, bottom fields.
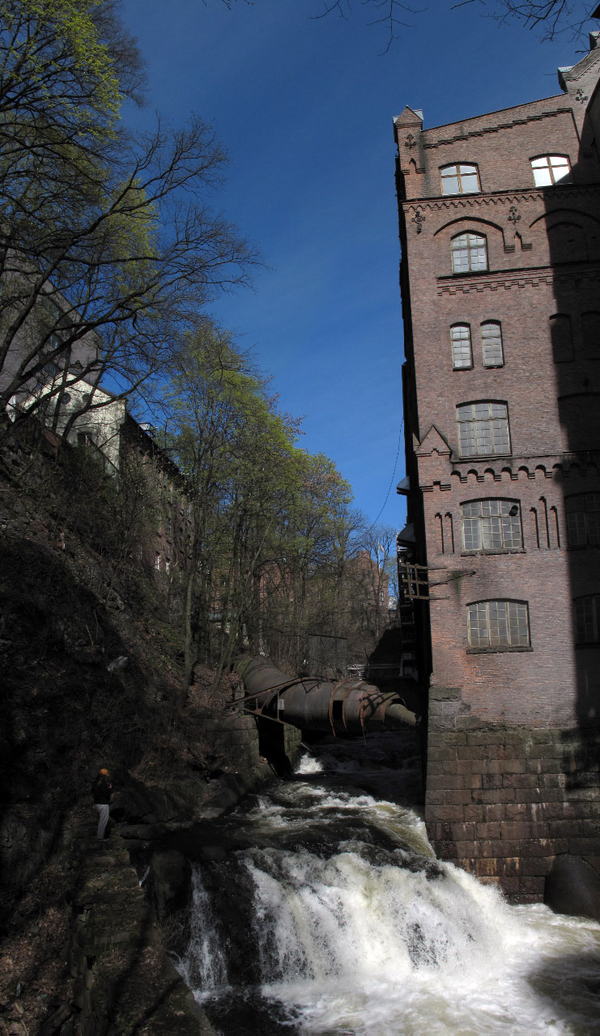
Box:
left=428, top=747, right=458, bottom=762
left=569, top=837, right=600, bottom=856
left=498, top=877, right=521, bottom=896
left=502, top=773, right=540, bottom=789
left=476, top=789, right=515, bottom=803
left=519, top=876, right=545, bottom=896
left=446, top=790, right=473, bottom=805
left=455, top=841, right=479, bottom=857
left=520, top=857, right=552, bottom=876
left=548, top=820, right=586, bottom=838
left=463, top=804, right=486, bottom=822
left=500, top=821, right=549, bottom=840
left=427, top=805, right=462, bottom=821
left=518, top=838, right=569, bottom=857
left=430, top=687, right=462, bottom=701
left=457, top=745, right=487, bottom=760
left=476, top=822, right=501, bottom=839
left=427, top=774, right=465, bottom=790
left=505, top=803, right=528, bottom=820
left=452, top=823, right=477, bottom=840
left=566, top=787, right=599, bottom=801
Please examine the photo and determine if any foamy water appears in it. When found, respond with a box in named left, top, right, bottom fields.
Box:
left=178, top=738, right=600, bottom=1035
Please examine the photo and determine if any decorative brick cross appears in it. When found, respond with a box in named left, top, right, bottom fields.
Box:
left=412, top=210, right=426, bottom=234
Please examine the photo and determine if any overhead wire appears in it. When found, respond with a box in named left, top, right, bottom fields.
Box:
left=367, top=417, right=404, bottom=532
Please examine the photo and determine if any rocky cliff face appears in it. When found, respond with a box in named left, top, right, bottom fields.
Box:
left=0, top=428, right=271, bottom=1034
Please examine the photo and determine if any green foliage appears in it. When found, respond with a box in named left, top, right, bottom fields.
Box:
left=160, top=318, right=381, bottom=677
left=1, top=0, right=122, bottom=131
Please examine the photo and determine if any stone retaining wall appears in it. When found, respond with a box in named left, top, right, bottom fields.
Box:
left=425, top=687, right=600, bottom=902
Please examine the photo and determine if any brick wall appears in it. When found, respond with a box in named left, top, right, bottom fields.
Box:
left=396, top=38, right=600, bottom=900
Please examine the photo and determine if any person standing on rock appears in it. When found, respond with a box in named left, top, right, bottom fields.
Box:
left=92, top=768, right=112, bottom=840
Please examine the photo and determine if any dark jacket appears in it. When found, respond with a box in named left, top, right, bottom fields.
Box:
left=92, top=774, right=112, bottom=804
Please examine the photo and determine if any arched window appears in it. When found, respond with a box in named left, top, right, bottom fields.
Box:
left=451, top=233, right=488, bottom=274
left=450, top=324, right=472, bottom=369
left=481, top=322, right=504, bottom=367
left=440, top=164, right=480, bottom=196
left=530, top=155, right=571, bottom=186
left=467, top=600, right=530, bottom=649
left=461, top=500, right=522, bottom=551
left=574, top=595, right=600, bottom=644
left=566, top=493, right=600, bottom=546
left=456, top=401, right=510, bottom=457
left=547, top=223, right=587, bottom=263
left=582, top=311, right=600, bottom=360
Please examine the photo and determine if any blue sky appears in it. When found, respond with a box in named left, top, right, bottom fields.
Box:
left=119, top=0, right=585, bottom=528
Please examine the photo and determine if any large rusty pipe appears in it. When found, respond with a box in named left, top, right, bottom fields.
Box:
left=236, top=657, right=417, bottom=735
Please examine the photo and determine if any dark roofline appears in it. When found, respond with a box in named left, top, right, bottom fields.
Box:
left=123, top=413, right=191, bottom=491
left=422, top=92, right=567, bottom=137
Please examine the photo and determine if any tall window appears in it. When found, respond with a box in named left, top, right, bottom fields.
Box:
left=481, top=322, right=504, bottom=367
left=451, top=324, right=472, bottom=369
left=457, top=401, right=510, bottom=457
left=549, top=314, right=573, bottom=362
left=530, top=155, right=571, bottom=186
left=467, top=600, right=530, bottom=649
left=461, top=500, right=522, bottom=551
left=440, top=164, right=480, bottom=196
left=566, top=493, right=600, bottom=546
left=451, top=233, right=488, bottom=274
left=582, top=311, right=600, bottom=360
left=574, top=595, right=600, bottom=644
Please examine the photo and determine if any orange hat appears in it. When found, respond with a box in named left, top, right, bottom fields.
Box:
left=99, top=768, right=109, bottom=775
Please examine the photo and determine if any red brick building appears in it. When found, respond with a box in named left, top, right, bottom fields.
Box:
left=395, top=33, right=600, bottom=900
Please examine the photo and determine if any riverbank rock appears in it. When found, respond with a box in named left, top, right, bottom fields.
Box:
left=544, top=853, right=600, bottom=922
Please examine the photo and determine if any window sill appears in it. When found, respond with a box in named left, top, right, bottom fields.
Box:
left=461, top=549, right=525, bottom=556
left=466, top=646, right=533, bottom=654
left=455, top=453, right=512, bottom=462
left=450, top=269, right=489, bottom=278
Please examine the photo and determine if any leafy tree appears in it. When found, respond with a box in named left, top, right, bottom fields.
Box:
left=159, top=319, right=373, bottom=685
left=161, top=320, right=299, bottom=688
left=0, top=0, right=254, bottom=437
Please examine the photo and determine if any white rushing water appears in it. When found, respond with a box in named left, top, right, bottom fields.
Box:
left=179, top=737, right=600, bottom=1035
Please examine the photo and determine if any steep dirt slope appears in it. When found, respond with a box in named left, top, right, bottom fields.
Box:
left=0, top=428, right=265, bottom=1034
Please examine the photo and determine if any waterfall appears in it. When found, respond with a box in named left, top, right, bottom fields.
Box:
left=178, top=735, right=600, bottom=1035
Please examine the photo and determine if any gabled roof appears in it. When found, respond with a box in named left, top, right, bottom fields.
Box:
left=394, top=106, right=423, bottom=127
left=415, top=425, right=451, bottom=457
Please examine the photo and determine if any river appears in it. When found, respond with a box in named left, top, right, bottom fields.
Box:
left=176, top=732, right=600, bottom=1035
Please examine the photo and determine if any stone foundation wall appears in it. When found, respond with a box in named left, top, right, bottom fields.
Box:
left=425, top=687, right=600, bottom=902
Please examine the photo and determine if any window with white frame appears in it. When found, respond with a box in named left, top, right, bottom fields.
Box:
left=451, top=324, right=472, bottom=369
left=566, top=493, right=600, bottom=547
left=530, top=155, right=571, bottom=186
left=440, top=164, right=480, bottom=196
left=461, top=500, right=522, bottom=551
left=574, top=595, right=600, bottom=644
left=456, top=401, right=510, bottom=457
left=451, top=232, right=488, bottom=274
left=467, top=600, right=530, bottom=649
left=481, top=322, right=504, bottom=367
